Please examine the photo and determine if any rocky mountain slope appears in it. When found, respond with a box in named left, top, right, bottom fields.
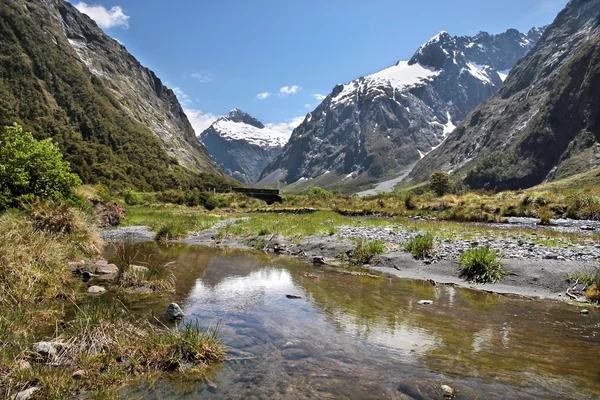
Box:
left=407, top=0, right=600, bottom=190
left=0, top=0, right=226, bottom=190
left=260, top=27, right=544, bottom=192
left=199, top=109, right=290, bottom=184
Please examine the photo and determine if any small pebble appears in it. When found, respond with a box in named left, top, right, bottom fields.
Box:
left=580, top=309, right=589, bottom=315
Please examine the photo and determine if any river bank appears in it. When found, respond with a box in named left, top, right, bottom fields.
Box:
left=102, top=217, right=600, bottom=303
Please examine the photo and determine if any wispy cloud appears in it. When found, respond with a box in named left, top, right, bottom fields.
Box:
left=312, top=93, right=326, bottom=101
left=304, top=104, right=312, bottom=109
left=74, top=2, right=130, bottom=29
left=279, top=85, right=301, bottom=96
left=265, top=116, right=305, bottom=137
left=256, top=92, right=271, bottom=100
left=184, top=109, right=220, bottom=135
left=191, top=73, right=212, bottom=83
left=172, top=87, right=191, bottom=106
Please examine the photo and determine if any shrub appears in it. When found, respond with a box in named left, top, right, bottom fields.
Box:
left=404, top=234, right=434, bottom=259
left=123, top=188, right=144, bottom=205
left=430, top=172, right=452, bottom=197
left=0, top=124, right=81, bottom=209
left=459, top=247, right=509, bottom=284
left=404, top=192, right=417, bottom=210
left=537, top=207, right=554, bottom=226
left=308, top=186, right=333, bottom=199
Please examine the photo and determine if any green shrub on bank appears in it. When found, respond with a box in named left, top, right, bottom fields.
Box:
left=0, top=124, right=81, bottom=210
left=405, top=234, right=435, bottom=259
left=458, top=247, right=509, bottom=284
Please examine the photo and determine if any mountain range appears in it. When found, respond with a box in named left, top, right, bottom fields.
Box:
left=258, top=26, right=545, bottom=192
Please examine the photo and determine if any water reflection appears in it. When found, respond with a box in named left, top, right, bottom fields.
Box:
left=111, top=243, right=600, bottom=399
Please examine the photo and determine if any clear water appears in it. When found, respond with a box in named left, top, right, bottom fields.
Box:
left=102, top=243, right=600, bottom=399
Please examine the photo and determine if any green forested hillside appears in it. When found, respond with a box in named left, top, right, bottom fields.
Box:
left=0, top=0, right=230, bottom=191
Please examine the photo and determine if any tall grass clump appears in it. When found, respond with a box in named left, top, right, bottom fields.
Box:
left=458, top=247, right=509, bottom=284
left=347, top=239, right=386, bottom=265
left=404, top=233, right=434, bottom=259
left=154, top=220, right=188, bottom=241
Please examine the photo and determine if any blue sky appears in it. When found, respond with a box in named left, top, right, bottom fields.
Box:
left=70, top=0, right=568, bottom=136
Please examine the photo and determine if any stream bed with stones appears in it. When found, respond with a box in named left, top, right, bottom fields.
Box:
left=97, top=242, right=600, bottom=399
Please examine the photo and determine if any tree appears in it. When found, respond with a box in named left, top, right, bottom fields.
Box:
left=0, top=123, right=81, bottom=209
left=430, top=171, right=452, bottom=197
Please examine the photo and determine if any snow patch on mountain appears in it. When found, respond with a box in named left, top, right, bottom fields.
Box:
left=212, top=120, right=290, bottom=148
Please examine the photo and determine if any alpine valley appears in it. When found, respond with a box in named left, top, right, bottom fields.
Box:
left=259, top=27, right=545, bottom=193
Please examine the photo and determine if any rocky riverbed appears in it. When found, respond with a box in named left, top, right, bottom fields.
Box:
left=104, top=219, right=600, bottom=302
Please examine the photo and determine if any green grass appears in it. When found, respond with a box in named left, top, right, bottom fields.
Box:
left=405, top=234, right=435, bottom=259
left=346, top=239, right=386, bottom=265
left=154, top=220, right=189, bottom=241
left=458, top=248, right=509, bottom=284
left=122, top=205, right=222, bottom=233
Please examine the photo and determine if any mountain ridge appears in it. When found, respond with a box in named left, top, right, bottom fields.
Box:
left=259, top=26, right=544, bottom=192
left=199, top=109, right=290, bottom=184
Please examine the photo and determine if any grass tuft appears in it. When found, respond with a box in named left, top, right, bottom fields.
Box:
left=404, top=234, right=435, bottom=259
left=458, top=247, right=509, bottom=284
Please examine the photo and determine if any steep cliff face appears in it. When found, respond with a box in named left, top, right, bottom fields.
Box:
left=0, top=0, right=225, bottom=190
left=199, top=109, right=289, bottom=184
left=260, top=27, right=543, bottom=192
left=408, top=0, right=600, bottom=190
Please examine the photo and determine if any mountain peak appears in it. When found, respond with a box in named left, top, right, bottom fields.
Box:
left=222, top=108, right=264, bottom=129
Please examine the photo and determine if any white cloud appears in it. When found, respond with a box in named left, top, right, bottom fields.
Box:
left=265, top=116, right=305, bottom=137
left=191, top=73, right=212, bottom=83
left=74, top=2, right=130, bottom=29
left=172, top=87, right=191, bottom=105
left=256, top=92, right=271, bottom=100
left=184, top=109, right=220, bottom=136
left=304, top=104, right=312, bottom=109
left=279, top=85, right=301, bottom=96
left=312, top=93, right=326, bottom=101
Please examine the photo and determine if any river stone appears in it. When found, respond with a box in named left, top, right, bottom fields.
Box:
left=165, top=303, right=184, bottom=320
left=32, top=342, right=57, bottom=357
left=580, top=309, right=589, bottom=315
left=95, top=263, right=118, bottom=274
left=12, top=387, right=39, bottom=400
left=440, top=384, right=454, bottom=396
left=312, top=256, right=325, bottom=265
left=286, top=294, right=302, bottom=299
left=72, top=369, right=87, bottom=380
left=397, top=379, right=444, bottom=399
left=87, top=285, right=107, bottom=294
left=418, top=300, right=433, bottom=305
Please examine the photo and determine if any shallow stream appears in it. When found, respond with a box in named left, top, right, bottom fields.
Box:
left=102, top=243, right=600, bottom=399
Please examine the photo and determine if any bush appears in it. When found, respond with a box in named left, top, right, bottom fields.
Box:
left=0, top=124, right=81, bottom=209
left=308, top=186, right=333, bottom=199
left=405, top=234, right=434, bottom=259
left=123, top=188, right=144, bottom=205
left=430, top=172, right=452, bottom=197
left=404, top=192, right=417, bottom=210
left=458, top=247, right=509, bottom=283
left=537, top=207, right=554, bottom=226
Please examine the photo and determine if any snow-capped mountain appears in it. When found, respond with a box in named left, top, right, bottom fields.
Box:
left=199, top=109, right=290, bottom=184
left=408, top=0, right=600, bottom=190
left=259, top=27, right=544, bottom=192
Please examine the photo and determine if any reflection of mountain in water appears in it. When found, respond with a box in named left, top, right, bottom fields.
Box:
left=186, top=267, right=294, bottom=314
